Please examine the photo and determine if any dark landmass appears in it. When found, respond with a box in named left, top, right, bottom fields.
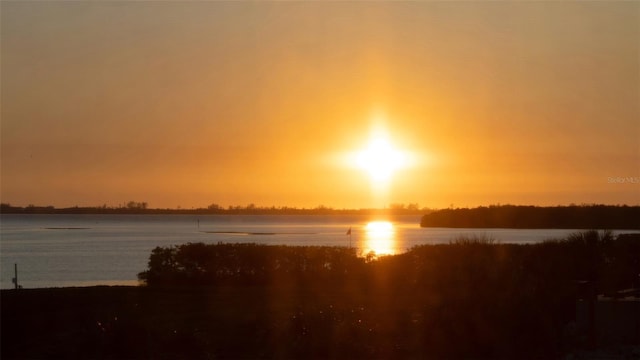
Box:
left=3, top=231, right=639, bottom=359
left=421, top=205, right=640, bottom=229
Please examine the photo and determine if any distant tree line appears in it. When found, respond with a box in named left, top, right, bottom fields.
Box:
left=0, top=201, right=150, bottom=214
left=0, top=202, right=429, bottom=215
left=420, top=205, right=640, bottom=229
left=137, top=231, right=640, bottom=357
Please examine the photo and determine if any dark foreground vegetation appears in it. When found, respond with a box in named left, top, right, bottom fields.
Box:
left=421, top=204, right=640, bottom=229
left=3, top=231, right=640, bottom=359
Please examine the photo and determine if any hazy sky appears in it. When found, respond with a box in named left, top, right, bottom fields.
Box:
left=2, top=1, right=639, bottom=209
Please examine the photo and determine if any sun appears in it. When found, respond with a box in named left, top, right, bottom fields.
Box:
left=356, top=131, right=409, bottom=184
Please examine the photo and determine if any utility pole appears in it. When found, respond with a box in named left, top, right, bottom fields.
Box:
left=12, top=263, right=18, bottom=290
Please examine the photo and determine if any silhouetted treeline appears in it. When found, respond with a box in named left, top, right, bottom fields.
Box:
left=139, top=231, right=639, bottom=296
left=420, top=205, right=640, bottom=229
left=132, top=231, right=639, bottom=358
left=139, top=244, right=365, bottom=288
left=0, top=202, right=429, bottom=216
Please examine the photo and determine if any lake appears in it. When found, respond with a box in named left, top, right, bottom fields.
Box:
left=2, top=214, right=637, bottom=289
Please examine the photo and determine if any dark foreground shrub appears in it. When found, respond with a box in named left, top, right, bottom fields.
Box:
left=133, top=231, right=639, bottom=358
left=139, top=243, right=366, bottom=288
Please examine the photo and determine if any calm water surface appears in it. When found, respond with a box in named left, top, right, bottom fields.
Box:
left=2, top=214, right=636, bottom=289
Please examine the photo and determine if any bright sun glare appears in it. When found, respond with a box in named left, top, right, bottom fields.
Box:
left=356, top=131, right=409, bottom=184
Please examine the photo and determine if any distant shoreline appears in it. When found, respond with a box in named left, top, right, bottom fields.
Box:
left=0, top=204, right=426, bottom=216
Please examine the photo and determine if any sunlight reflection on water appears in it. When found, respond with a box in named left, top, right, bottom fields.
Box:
left=360, top=221, right=397, bottom=257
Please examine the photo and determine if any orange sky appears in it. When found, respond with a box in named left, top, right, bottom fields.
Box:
left=1, top=2, right=639, bottom=209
